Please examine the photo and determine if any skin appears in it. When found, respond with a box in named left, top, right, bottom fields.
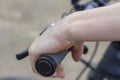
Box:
left=28, top=3, right=120, bottom=78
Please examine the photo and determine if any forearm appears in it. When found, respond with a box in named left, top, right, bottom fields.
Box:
left=64, top=3, right=120, bottom=42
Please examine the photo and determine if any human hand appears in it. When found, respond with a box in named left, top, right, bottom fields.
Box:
left=29, top=20, right=84, bottom=78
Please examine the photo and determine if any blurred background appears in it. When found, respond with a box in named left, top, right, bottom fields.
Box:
left=0, top=0, right=119, bottom=80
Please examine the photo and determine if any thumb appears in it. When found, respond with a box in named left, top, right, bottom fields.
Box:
left=71, top=42, right=84, bottom=62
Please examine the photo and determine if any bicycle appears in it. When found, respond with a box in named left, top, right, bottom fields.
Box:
left=16, top=0, right=120, bottom=80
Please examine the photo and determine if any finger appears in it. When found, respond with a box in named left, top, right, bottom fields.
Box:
left=28, top=37, right=50, bottom=74
left=28, top=50, right=40, bottom=74
left=71, top=42, right=84, bottom=62
left=52, top=64, right=65, bottom=78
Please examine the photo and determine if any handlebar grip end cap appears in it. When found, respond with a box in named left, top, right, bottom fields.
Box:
left=35, top=55, right=57, bottom=77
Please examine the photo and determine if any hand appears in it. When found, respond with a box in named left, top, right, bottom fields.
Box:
left=28, top=20, right=84, bottom=78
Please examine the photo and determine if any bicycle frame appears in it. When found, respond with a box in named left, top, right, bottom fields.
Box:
left=88, top=42, right=120, bottom=80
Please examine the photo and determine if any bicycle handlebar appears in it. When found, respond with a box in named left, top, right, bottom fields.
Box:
left=16, top=24, right=88, bottom=77
left=35, top=45, right=88, bottom=77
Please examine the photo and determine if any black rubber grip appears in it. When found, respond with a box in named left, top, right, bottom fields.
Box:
left=35, top=49, right=70, bottom=77
left=35, top=45, right=88, bottom=77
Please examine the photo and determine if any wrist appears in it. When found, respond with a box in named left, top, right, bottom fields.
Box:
left=63, top=12, right=89, bottom=43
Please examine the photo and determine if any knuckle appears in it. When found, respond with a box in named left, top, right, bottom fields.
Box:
left=28, top=45, right=36, bottom=55
left=28, top=37, right=41, bottom=55
left=28, top=47, right=33, bottom=55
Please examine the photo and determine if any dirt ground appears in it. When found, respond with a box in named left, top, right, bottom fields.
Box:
left=0, top=0, right=119, bottom=80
